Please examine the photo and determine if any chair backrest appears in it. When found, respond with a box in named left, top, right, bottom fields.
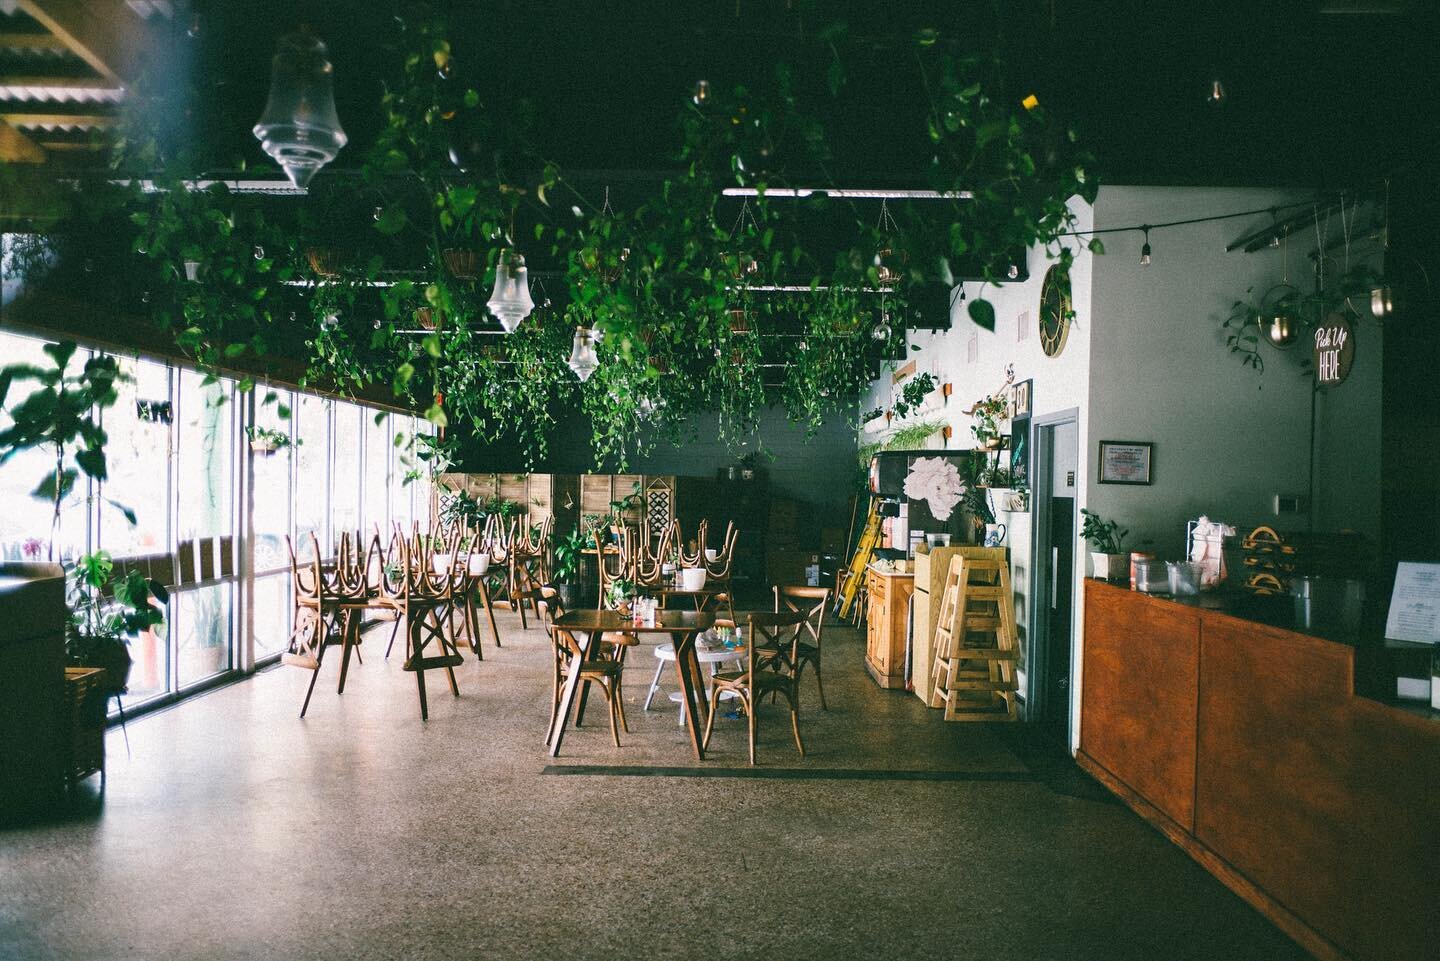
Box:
left=775, top=584, right=829, bottom=648
left=704, top=523, right=740, bottom=579
left=745, top=610, right=805, bottom=678
left=676, top=519, right=708, bottom=568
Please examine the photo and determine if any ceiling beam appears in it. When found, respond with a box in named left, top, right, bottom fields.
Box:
left=16, top=0, right=154, bottom=85
left=1, top=111, right=116, bottom=128
left=0, top=32, right=69, bottom=52
left=0, top=117, right=45, bottom=161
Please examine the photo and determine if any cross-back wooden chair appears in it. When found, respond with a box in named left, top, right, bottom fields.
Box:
left=509, top=515, right=551, bottom=621
left=701, top=610, right=807, bottom=765
left=535, top=586, right=628, bottom=749
left=631, top=521, right=674, bottom=589
left=775, top=584, right=832, bottom=709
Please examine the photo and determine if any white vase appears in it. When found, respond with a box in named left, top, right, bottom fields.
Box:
left=1091, top=552, right=1127, bottom=582
left=680, top=568, right=707, bottom=591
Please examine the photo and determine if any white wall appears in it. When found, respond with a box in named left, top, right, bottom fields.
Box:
left=860, top=185, right=1385, bottom=754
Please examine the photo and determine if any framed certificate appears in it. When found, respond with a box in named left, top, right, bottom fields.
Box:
left=1098, top=440, right=1153, bottom=485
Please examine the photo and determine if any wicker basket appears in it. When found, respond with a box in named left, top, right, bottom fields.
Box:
left=63, top=667, right=107, bottom=789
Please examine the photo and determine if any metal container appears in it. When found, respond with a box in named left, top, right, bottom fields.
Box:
left=1133, top=558, right=1168, bottom=594
left=1290, top=576, right=1364, bottom=635
left=1167, top=561, right=1203, bottom=597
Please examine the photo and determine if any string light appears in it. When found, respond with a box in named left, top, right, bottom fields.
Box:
left=1140, top=227, right=1152, bottom=266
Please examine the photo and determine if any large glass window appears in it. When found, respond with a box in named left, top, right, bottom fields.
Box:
left=101, top=355, right=172, bottom=558
left=0, top=332, right=85, bottom=562
left=293, top=393, right=329, bottom=563
left=364, top=409, right=391, bottom=537
left=175, top=583, right=232, bottom=687
left=331, top=402, right=361, bottom=547
left=176, top=370, right=235, bottom=544
left=252, top=390, right=293, bottom=576
left=252, top=572, right=291, bottom=661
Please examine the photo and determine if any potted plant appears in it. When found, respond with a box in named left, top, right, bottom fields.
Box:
left=550, top=527, right=589, bottom=610
left=969, top=394, right=1008, bottom=449
left=605, top=576, right=636, bottom=613
left=66, top=551, right=168, bottom=695
left=1080, top=508, right=1129, bottom=583
left=246, top=425, right=295, bottom=455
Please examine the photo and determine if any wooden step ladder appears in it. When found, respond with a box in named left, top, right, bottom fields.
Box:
left=929, top=552, right=1020, bottom=722
left=837, top=497, right=883, bottom=621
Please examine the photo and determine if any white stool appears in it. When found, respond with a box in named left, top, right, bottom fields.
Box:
left=644, top=641, right=745, bottom=725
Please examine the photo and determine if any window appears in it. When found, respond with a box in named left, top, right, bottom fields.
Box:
left=293, top=393, right=329, bottom=562
left=331, top=402, right=361, bottom=547
left=252, top=390, right=294, bottom=575
left=101, top=355, right=172, bottom=559
left=364, top=408, right=391, bottom=536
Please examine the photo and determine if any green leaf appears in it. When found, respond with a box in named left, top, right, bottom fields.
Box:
left=374, top=206, right=408, bottom=236
left=1088, top=238, right=1105, bottom=255
left=75, top=448, right=107, bottom=480
left=968, top=297, right=996, bottom=331
left=277, top=403, right=292, bottom=419
left=423, top=404, right=448, bottom=429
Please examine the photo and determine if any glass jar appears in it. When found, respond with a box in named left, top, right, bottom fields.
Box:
left=1167, top=561, right=1203, bottom=597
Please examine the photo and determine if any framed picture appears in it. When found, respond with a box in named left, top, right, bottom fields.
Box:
left=1009, top=416, right=1030, bottom=496
left=1014, top=379, right=1032, bottom=418
left=1098, top=440, right=1153, bottom=485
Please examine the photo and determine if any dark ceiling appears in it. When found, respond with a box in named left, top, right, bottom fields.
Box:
left=183, top=0, right=1439, bottom=191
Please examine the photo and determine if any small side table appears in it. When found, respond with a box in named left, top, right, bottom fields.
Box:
left=644, top=639, right=745, bottom=723
left=63, top=667, right=107, bottom=793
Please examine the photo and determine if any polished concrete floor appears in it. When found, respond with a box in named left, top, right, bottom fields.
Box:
left=1, top=607, right=1309, bottom=961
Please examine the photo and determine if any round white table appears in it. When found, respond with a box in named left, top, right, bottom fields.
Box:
left=643, top=636, right=745, bottom=724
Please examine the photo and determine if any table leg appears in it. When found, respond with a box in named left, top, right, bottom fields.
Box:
left=548, top=629, right=591, bottom=756
left=670, top=631, right=708, bottom=760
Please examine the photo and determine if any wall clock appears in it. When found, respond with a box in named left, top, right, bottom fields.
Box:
left=1038, top=264, right=1072, bottom=357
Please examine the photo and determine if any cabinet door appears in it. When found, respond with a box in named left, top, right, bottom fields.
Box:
left=868, top=604, right=887, bottom=670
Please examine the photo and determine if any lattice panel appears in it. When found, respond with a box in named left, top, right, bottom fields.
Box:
left=646, top=486, right=672, bottom=532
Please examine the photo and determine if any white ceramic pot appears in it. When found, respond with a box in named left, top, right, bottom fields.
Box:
left=1091, top=552, right=1127, bottom=582
left=468, top=554, right=491, bottom=575
left=680, top=567, right=708, bottom=591
left=432, top=553, right=453, bottom=575
left=705, top=548, right=718, bottom=563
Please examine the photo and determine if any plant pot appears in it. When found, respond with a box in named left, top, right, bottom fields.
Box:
left=555, top=582, right=583, bottom=610
left=442, top=248, right=481, bottom=280
left=979, top=435, right=1004, bottom=451
left=679, top=568, right=708, bottom=591
left=1091, top=552, right=1128, bottom=583
left=306, top=247, right=345, bottom=278
left=80, top=638, right=132, bottom=695
left=727, top=308, right=749, bottom=334
left=250, top=439, right=277, bottom=455
left=415, top=307, right=437, bottom=331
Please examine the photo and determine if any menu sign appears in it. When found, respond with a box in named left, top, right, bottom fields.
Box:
left=1384, top=562, right=1440, bottom=645
left=1312, top=312, right=1354, bottom=388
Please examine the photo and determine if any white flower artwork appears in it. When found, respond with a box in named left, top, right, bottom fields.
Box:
left=902, top=456, right=965, bottom=521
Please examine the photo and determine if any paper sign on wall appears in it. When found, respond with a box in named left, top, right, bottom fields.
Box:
left=1384, top=562, right=1440, bottom=645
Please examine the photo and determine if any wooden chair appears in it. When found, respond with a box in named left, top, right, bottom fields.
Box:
left=377, top=534, right=466, bottom=721
left=282, top=532, right=375, bottom=717
left=701, top=610, right=807, bottom=765
left=702, top=522, right=740, bottom=594
left=774, top=584, right=832, bottom=709
left=535, top=587, right=629, bottom=749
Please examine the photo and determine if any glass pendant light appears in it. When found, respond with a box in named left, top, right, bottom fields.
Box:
left=252, top=31, right=348, bottom=188
left=567, top=327, right=599, bottom=382
left=1140, top=227, right=1152, bottom=266
left=486, top=250, right=535, bottom=333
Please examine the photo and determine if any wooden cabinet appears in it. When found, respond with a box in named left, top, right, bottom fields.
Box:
left=864, top=567, right=913, bottom=689
left=1078, top=579, right=1440, bottom=961
left=0, top=567, right=68, bottom=815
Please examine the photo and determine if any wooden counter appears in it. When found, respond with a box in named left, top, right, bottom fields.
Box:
left=1078, top=579, right=1440, bottom=961
left=864, top=566, right=914, bottom=689
left=0, top=567, right=68, bottom=817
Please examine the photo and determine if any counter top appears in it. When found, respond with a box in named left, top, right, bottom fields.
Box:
left=867, top=564, right=914, bottom=578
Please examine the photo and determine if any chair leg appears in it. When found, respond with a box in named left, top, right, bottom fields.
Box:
left=299, top=655, right=323, bottom=718
left=701, top=684, right=724, bottom=751
left=615, top=680, right=630, bottom=732
left=437, top=610, right=460, bottom=698
left=747, top=692, right=757, bottom=766
left=606, top=680, right=621, bottom=747
left=643, top=658, right=665, bottom=710
left=385, top=614, right=402, bottom=659
left=336, top=611, right=356, bottom=694
left=813, top=658, right=827, bottom=710
left=465, top=594, right=483, bottom=660
left=411, top=614, right=430, bottom=721
left=575, top=679, right=592, bottom=727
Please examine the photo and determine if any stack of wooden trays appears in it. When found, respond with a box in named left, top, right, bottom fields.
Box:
left=1241, top=526, right=1370, bottom=595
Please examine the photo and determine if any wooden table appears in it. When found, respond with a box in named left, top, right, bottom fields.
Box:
left=550, top=609, right=715, bottom=759
left=641, top=585, right=730, bottom=615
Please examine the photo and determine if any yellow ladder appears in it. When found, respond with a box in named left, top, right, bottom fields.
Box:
left=837, top=498, right=882, bottom=620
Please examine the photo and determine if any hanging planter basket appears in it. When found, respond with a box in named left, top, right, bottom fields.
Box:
left=415, top=307, right=438, bottom=331
left=305, top=247, right=346, bottom=278
left=442, top=248, right=481, bottom=281
left=727, top=308, right=750, bottom=335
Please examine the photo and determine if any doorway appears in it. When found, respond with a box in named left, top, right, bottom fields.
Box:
left=1028, top=411, right=1079, bottom=748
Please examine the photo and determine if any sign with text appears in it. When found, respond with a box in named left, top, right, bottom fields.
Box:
left=1312, top=312, right=1355, bottom=388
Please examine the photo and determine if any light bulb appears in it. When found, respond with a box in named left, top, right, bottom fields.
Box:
left=252, top=32, right=348, bottom=188
left=1140, top=228, right=1152, bottom=266
left=692, top=80, right=711, bottom=105
left=1207, top=79, right=1225, bottom=105
left=183, top=260, right=201, bottom=282
left=486, top=250, right=534, bottom=333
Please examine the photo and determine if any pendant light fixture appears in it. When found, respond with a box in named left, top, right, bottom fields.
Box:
left=486, top=249, right=535, bottom=333
left=1206, top=79, right=1226, bottom=105
left=567, top=327, right=599, bottom=382
left=252, top=31, right=348, bottom=188
left=1140, top=227, right=1153, bottom=266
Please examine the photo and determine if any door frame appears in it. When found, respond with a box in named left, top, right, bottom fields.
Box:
left=1027, top=408, right=1079, bottom=743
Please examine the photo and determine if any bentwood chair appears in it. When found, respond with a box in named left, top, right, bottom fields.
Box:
left=774, top=585, right=832, bottom=710
left=283, top=532, right=377, bottom=717
left=535, top=587, right=628, bottom=749
left=377, top=534, right=466, bottom=721
left=701, top=610, right=807, bottom=765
